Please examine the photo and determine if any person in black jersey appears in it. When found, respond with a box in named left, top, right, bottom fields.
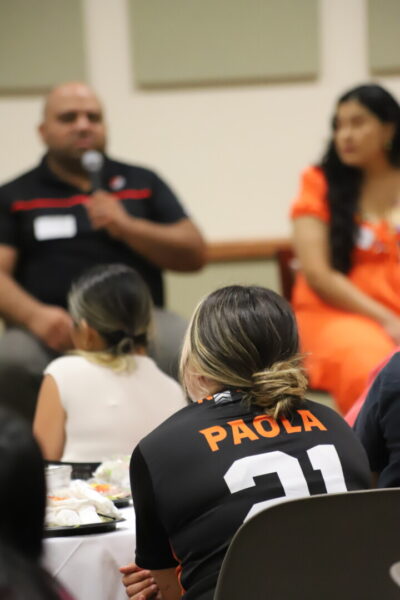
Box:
left=121, top=285, right=370, bottom=600
left=0, top=82, right=205, bottom=420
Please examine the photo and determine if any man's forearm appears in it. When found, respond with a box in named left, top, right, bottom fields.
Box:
left=114, top=217, right=206, bottom=272
left=0, top=270, right=43, bottom=326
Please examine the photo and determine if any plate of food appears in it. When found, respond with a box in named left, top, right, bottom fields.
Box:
left=89, top=457, right=132, bottom=507
left=45, top=480, right=123, bottom=537
left=44, top=515, right=125, bottom=537
left=89, top=483, right=131, bottom=508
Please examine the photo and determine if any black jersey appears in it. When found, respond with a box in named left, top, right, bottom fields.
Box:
left=0, top=156, right=187, bottom=307
left=131, top=391, right=370, bottom=600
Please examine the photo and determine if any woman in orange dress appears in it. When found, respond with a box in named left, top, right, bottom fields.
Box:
left=291, top=84, right=400, bottom=414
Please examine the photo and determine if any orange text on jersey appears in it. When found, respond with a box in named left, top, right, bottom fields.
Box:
left=198, top=410, right=327, bottom=452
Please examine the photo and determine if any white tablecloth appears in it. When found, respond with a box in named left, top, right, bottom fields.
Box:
left=43, top=506, right=136, bottom=600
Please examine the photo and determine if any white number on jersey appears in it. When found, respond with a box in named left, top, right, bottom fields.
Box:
left=224, top=444, right=347, bottom=521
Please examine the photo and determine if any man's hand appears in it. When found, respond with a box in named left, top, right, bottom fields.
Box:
left=85, top=190, right=129, bottom=237
left=26, top=305, right=73, bottom=352
left=85, top=191, right=206, bottom=272
left=119, top=563, right=161, bottom=600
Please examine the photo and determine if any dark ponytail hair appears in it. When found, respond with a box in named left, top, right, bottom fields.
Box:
left=321, top=84, right=400, bottom=273
left=68, top=264, right=153, bottom=368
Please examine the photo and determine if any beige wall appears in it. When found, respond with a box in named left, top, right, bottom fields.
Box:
left=2, top=0, right=400, bottom=242
left=166, top=259, right=280, bottom=320
left=1, top=0, right=400, bottom=316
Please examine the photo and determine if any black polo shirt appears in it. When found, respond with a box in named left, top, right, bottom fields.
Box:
left=0, top=156, right=187, bottom=307
left=131, top=392, right=370, bottom=600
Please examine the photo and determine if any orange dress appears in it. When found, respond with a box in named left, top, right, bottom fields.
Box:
left=291, top=166, right=400, bottom=413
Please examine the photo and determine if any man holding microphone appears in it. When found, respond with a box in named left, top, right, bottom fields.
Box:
left=0, top=82, right=206, bottom=420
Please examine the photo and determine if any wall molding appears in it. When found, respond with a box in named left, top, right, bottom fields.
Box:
left=206, top=238, right=291, bottom=263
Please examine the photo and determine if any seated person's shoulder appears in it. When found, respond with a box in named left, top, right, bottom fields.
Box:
left=291, top=166, right=329, bottom=221
left=44, top=354, right=91, bottom=376
left=378, top=350, right=400, bottom=380
left=300, top=165, right=326, bottom=184
left=106, top=158, right=160, bottom=185
left=363, top=350, right=400, bottom=410
left=302, top=398, right=361, bottom=436
left=0, top=164, right=42, bottom=200
left=303, top=398, right=343, bottom=422
left=135, top=356, right=187, bottom=400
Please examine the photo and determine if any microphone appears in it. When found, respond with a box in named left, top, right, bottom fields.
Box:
left=81, top=150, right=104, bottom=192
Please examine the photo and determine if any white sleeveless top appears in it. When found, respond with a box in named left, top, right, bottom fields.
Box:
left=44, top=355, right=187, bottom=462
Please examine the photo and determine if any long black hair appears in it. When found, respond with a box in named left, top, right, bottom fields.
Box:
left=0, top=409, right=46, bottom=561
left=320, top=84, right=400, bottom=273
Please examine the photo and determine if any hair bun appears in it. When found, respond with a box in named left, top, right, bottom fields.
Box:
left=249, top=356, right=308, bottom=417
left=115, top=336, right=135, bottom=355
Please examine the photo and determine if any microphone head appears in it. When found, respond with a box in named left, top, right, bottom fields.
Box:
left=81, top=150, right=104, bottom=173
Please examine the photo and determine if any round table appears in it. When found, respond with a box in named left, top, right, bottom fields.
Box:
left=43, top=506, right=135, bottom=600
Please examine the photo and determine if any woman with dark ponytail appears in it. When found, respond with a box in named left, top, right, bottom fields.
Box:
left=33, top=264, right=186, bottom=462
left=291, top=83, right=400, bottom=414
left=121, top=285, right=369, bottom=600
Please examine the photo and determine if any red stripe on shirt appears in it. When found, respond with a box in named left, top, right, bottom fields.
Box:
left=116, top=188, right=152, bottom=200
left=10, top=188, right=152, bottom=212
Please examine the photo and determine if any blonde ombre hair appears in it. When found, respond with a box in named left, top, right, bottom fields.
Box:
left=180, top=285, right=307, bottom=417
left=68, top=264, right=153, bottom=372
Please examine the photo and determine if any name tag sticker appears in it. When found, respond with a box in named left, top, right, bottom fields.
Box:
left=33, top=215, right=77, bottom=241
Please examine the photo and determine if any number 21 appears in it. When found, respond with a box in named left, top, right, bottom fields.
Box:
left=224, top=444, right=347, bottom=521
